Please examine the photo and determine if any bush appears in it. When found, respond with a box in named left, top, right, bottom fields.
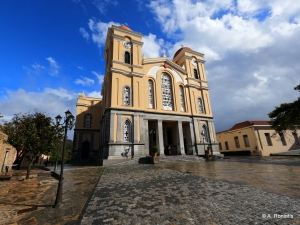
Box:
left=152, top=146, right=159, bottom=152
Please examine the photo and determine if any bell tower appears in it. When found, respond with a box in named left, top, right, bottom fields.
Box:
left=104, top=25, right=144, bottom=73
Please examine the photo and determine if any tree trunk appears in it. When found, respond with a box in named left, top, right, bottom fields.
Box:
left=26, top=158, right=34, bottom=180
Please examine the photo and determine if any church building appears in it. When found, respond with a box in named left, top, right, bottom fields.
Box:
left=72, top=25, right=220, bottom=162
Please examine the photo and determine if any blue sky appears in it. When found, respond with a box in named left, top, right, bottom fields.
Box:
left=1, top=0, right=300, bottom=137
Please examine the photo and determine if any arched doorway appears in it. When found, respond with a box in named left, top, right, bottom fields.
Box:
left=81, top=139, right=90, bottom=159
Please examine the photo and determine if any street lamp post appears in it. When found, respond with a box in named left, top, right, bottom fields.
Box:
left=53, top=137, right=59, bottom=173
left=53, top=110, right=75, bottom=208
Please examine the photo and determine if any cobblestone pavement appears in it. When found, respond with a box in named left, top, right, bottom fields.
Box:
left=79, top=156, right=300, bottom=225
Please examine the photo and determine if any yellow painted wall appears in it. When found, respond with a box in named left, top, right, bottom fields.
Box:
left=217, top=126, right=300, bottom=156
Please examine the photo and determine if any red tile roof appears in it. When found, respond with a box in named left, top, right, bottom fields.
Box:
left=173, top=47, right=193, bottom=59
left=119, top=25, right=132, bottom=31
left=217, top=120, right=272, bottom=134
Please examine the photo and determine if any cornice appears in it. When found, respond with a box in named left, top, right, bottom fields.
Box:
left=186, top=84, right=209, bottom=90
left=131, top=40, right=144, bottom=46
left=185, top=48, right=205, bottom=58
left=112, top=25, right=143, bottom=38
left=111, top=60, right=143, bottom=69
left=107, top=107, right=214, bottom=120
left=111, top=67, right=144, bottom=77
left=76, top=103, right=102, bottom=107
left=186, top=77, right=208, bottom=83
left=112, top=34, right=125, bottom=41
left=185, top=56, right=206, bottom=64
left=143, top=58, right=186, bottom=74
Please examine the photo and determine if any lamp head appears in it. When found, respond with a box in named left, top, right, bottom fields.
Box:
left=69, top=114, right=75, bottom=125
left=55, top=115, right=62, bottom=125
left=65, top=110, right=72, bottom=118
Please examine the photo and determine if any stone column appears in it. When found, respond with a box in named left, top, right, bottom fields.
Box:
left=189, top=121, right=196, bottom=155
left=117, top=114, right=122, bottom=143
left=157, top=120, right=164, bottom=156
left=143, top=119, right=149, bottom=155
left=177, top=120, right=185, bottom=155
left=133, top=114, right=138, bottom=143
left=210, top=121, right=217, bottom=143
left=195, top=119, right=200, bottom=143
left=109, top=113, right=115, bottom=143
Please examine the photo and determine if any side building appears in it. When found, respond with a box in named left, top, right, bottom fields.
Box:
left=0, top=131, right=17, bottom=173
left=216, top=120, right=300, bottom=156
left=73, top=25, right=220, bottom=162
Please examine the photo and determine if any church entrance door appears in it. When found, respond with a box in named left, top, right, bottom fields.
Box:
left=81, top=140, right=90, bottom=159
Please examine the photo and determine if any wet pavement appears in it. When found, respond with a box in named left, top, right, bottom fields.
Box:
left=1, top=156, right=300, bottom=224
left=79, top=156, right=300, bottom=225
left=158, top=156, right=300, bottom=199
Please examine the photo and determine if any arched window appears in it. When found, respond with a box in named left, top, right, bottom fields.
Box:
left=84, top=114, right=92, bottom=127
left=124, top=51, right=131, bottom=64
left=194, top=69, right=199, bottom=79
left=123, top=86, right=131, bottom=106
left=198, top=97, right=205, bottom=114
left=201, top=125, right=208, bottom=142
left=179, top=86, right=185, bottom=112
left=124, top=119, right=131, bottom=142
left=148, top=80, right=154, bottom=108
left=161, top=73, right=173, bottom=110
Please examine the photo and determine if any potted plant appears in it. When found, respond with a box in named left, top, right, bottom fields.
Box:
left=152, top=146, right=159, bottom=157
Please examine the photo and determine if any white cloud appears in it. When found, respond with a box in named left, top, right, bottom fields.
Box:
left=142, top=33, right=163, bottom=58
left=0, top=88, right=77, bottom=121
left=79, top=27, right=90, bottom=40
left=148, top=0, right=300, bottom=131
left=23, top=63, right=45, bottom=76
left=87, top=90, right=102, bottom=98
left=74, top=76, right=95, bottom=86
left=92, top=71, right=104, bottom=84
left=46, top=57, right=60, bottom=76
left=0, top=88, right=77, bottom=138
left=88, top=19, right=119, bottom=47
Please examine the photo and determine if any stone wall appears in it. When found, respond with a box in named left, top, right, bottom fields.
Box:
left=0, top=131, right=17, bottom=173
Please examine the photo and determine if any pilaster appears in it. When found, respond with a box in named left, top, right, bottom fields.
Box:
left=157, top=120, right=164, bottom=155
left=133, top=114, right=138, bottom=143
left=189, top=121, right=196, bottom=155
left=177, top=120, right=185, bottom=155
left=109, top=113, right=115, bottom=143
left=117, top=114, right=122, bottom=143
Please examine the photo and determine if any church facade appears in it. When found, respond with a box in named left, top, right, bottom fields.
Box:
left=72, top=25, right=220, bottom=162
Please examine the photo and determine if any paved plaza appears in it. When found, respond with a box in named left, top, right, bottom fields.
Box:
left=1, top=156, right=300, bottom=224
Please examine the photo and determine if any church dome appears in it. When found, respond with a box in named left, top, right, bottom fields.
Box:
left=119, top=25, right=132, bottom=31
left=173, top=47, right=193, bottom=59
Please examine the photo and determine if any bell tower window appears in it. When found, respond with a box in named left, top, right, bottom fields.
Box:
left=194, top=69, right=199, bottom=79
left=198, top=97, right=205, bottom=113
left=124, top=51, right=131, bottom=64
left=84, top=114, right=92, bottom=127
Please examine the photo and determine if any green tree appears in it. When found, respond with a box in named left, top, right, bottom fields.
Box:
left=268, top=84, right=300, bottom=133
left=1, top=111, right=64, bottom=179
left=49, top=139, right=73, bottom=164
